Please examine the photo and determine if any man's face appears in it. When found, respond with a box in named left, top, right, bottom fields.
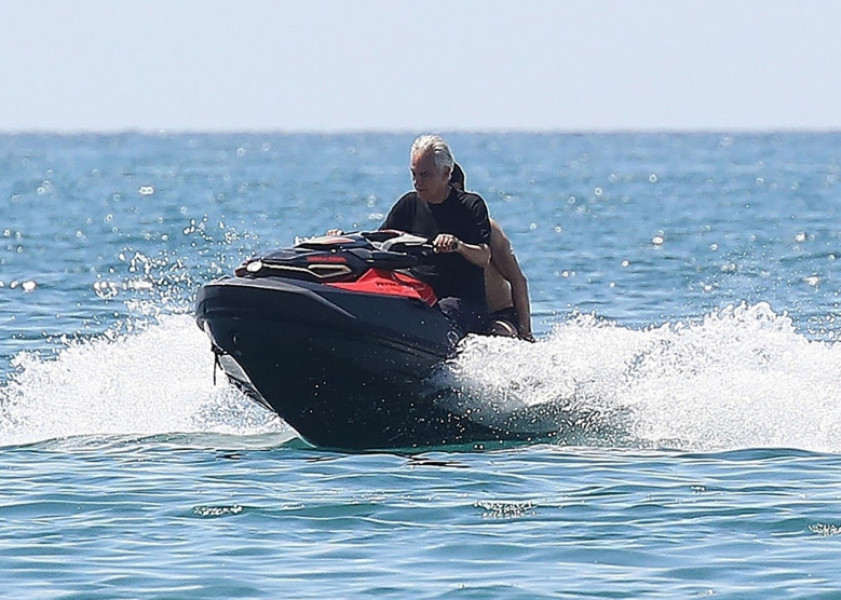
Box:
left=410, top=150, right=450, bottom=203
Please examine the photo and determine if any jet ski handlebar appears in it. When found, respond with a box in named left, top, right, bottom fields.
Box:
left=300, top=230, right=436, bottom=257
left=367, top=230, right=435, bottom=257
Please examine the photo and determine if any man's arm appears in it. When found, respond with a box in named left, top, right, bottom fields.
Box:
left=433, top=233, right=490, bottom=267
left=489, top=224, right=533, bottom=340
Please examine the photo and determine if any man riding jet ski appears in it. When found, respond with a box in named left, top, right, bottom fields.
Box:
left=379, top=134, right=493, bottom=337
left=196, top=135, right=553, bottom=449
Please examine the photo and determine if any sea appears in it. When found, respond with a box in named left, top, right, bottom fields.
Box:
left=2, top=132, right=841, bottom=598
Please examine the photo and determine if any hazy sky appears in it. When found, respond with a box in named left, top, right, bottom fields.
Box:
left=2, top=0, right=840, bottom=132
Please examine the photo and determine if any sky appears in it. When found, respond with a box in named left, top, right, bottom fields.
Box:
left=1, top=0, right=840, bottom=133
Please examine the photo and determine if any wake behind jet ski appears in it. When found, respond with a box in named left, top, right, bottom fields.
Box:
left=195, top=230, right=556, bottom=450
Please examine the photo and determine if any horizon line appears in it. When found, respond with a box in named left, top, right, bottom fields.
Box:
left=1, top=126, right=840, bottom=136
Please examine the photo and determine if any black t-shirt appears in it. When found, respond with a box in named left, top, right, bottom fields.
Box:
left=381, top=188, right=491, bottom=306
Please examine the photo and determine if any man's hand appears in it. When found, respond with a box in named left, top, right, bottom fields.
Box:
left=433, top=233, right=461, bottom=253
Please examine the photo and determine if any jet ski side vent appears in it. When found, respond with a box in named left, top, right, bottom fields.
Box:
left=307, top=263, right=354, bottom=278
left=235, top=260, right=354, bottom=281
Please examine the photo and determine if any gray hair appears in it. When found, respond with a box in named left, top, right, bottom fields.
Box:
left=410, top=135, right=455, bottom=174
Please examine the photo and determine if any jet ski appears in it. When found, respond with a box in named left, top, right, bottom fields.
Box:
left=195, top=230, right=555, bottom=450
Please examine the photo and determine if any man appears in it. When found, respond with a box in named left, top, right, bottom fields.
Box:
left=381, top=135, right=491, bottom=335
left=450, top=163, right=535, bottom=342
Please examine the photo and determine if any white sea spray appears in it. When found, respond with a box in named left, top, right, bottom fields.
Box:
left=440, top=302, right=841, bottom=452
left=0, top=313, right=284, bottom=447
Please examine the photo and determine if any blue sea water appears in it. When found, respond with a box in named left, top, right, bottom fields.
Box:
left=3, top=132, right=841, bottom=598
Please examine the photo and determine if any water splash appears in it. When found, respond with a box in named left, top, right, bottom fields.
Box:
left=0, top=216, right=283, bottom=448
left=0, top=313, right=284, bottom=448
left=442, top=302, right=841, bottom=452
left=5, top=297, right=841, bottom=453
left=621, top=302, right=841, bottom=452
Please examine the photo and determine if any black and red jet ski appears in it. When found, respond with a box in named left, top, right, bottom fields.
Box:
left=195, top=230, right=552, bottom=450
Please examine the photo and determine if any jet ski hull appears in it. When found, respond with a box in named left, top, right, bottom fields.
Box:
left=197, top=276, right=526, bottom=449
